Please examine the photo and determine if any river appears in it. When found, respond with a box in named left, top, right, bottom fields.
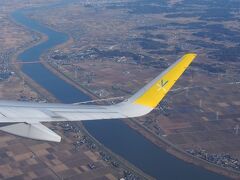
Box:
left=11, top=2, right=229, bottom=180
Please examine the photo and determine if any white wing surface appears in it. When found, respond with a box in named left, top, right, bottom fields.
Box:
left=0, top=54, right=197, bottom=142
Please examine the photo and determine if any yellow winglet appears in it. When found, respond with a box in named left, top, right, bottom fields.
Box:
left=134, top=53, right=197, bottom=108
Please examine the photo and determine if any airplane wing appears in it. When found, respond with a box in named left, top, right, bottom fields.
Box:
left=0, top=53, right=197, bottom=142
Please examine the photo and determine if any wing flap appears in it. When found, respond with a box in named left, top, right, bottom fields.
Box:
left=0, top=123, right=61, bottom=142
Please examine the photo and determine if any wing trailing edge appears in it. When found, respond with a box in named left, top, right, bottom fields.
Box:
left=0, top=123, right=61, bottom=142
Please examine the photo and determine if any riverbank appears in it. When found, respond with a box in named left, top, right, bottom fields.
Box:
left=10, top=39, right=59, bottom=103
left=124, top=119, right=240, bottom=179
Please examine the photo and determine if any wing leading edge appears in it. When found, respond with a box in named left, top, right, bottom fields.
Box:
left=0, top=53, right=197, bottom=142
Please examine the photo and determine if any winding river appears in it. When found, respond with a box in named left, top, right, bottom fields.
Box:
left=11, top=3, right=229, bottom=180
